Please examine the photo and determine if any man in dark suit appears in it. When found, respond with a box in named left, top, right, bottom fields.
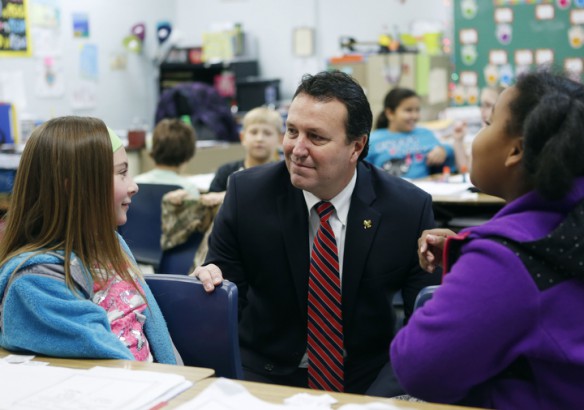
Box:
left=194, top=70, right=440, bottom=396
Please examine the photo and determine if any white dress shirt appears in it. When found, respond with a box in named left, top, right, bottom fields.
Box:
left=298, top=170, right=357, bottom=368
left=303, top=170, right=357, bottom=285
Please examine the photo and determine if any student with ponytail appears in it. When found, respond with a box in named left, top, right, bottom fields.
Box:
left=366, top=87, right=455, bottom=179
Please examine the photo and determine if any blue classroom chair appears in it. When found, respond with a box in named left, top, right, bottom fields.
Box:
left=414, top=285, right=440, bottom=310
left=144, top=274, right=243, bottom=379
left=159, top=231, right=204, bottom=275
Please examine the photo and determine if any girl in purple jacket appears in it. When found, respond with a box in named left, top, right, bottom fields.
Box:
left=392, top=70, right=584, bottom=409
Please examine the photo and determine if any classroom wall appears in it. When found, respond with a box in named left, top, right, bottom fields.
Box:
left=1, top=0, right=450, bottom=134
left=174, top=0, right=451, bottom=100
left=0, top=0, right=176, bottom=131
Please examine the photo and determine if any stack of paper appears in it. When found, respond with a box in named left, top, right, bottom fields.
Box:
left=0, top=362, right=191, bottom=410
left=177, top=378, right=403, bottom=410
left=411, top=180, right=474, bottom=197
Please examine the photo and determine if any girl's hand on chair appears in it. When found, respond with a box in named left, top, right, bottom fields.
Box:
left=200, top=192, right=226, bottom=207
left=165, top=189, right=189, bottom=205
left=418, top=228, right=456, bottom=273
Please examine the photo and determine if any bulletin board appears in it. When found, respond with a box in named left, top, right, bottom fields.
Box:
left=452, top=0, right=584, bottom=106
left=0, top=0, right=31, bottom=57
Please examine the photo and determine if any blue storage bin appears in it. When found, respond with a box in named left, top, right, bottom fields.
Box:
left=0, top=169, right=16, bottom=193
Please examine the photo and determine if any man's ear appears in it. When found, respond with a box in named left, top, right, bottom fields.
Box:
left=239, top=131, right=244, bottom=143
left=505, top=137, right=523, bottom=168
left=352, top=135, right=368, bottom=161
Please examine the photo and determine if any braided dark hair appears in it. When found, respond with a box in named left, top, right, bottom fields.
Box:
left=508, top=70, right=584, bottom=200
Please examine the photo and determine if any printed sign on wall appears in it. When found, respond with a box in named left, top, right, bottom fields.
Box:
left=0, top=0, right=31, bottom=57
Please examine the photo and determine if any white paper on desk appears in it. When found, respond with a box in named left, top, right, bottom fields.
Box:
left=186, top=173, right=215, bottom=193
left=0, top=362, right=78, bottom=409
left=284, top=392, right=336, bottom=407
left=1, top=354, right=35, bottom=364
left=411, top=181, right=473, bottom=197
left=338, top=403, right=404, bottom=410
left=0, top=363, right=191, bottom=410
left=87, top=366, right=192, bottom=410
left=177, top=378, right=333, bottom=410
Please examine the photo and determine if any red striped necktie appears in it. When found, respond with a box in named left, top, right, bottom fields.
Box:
left=307, top=201, right=344, bottom=392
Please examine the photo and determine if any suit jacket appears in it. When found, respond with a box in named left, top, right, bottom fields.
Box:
left=205, top=161, right=440, bottom=393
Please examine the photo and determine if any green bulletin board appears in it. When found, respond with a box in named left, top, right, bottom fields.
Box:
left=453, top=0, right=584, bottom=106
left=0, top=0, right=31, bottom=57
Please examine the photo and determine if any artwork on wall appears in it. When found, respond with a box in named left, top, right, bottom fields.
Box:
left=0, top=0, right=31, bottom=57
left=35, top=56, right=64, bottom=98
left=72, top=13, right=90, bottom=38
left=453, top=0, right=584, bottom=105
left=293, top=27, right=314, bottom=57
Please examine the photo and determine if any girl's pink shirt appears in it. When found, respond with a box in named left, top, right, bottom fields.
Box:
left=93, top=276, right=153, bottom=362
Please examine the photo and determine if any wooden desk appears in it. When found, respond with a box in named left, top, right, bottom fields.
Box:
left=432, top=192, right=504, bottom=205
left=413, top=175, right=504, bottom=205
left=0, top=348, right=214, bottom=409
left=184, top=377, right=477, bottom=409
left=433, top=203, right=503, bottom=230
left=412, top=178, right=505, bottom=229
left=431, top=196, right=504, bottom=230
left=0, top=348, right=478, bottom=409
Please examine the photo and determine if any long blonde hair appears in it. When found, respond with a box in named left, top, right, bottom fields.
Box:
left=0, top=116, right=138, bottom=290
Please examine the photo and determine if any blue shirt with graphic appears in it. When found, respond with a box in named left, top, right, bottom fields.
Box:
left=366, top=127, right=455, bottom=179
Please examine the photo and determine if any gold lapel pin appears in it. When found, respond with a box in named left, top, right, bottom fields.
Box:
left=363, top=219, right=372, bottom=229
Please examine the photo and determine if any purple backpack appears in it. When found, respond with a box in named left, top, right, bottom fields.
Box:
left=155, top=82, right=239, bottom=142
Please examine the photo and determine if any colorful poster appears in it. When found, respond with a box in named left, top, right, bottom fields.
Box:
left=72, top=12, right=89, bottom=38
left=0, top=0, right=31, bottom=57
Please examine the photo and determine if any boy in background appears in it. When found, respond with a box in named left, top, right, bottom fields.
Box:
left=135, top=118, right=200, bottom=198
left=204, top=107, right=283, bottom=205
left=160, top=107, right=282, bottom=266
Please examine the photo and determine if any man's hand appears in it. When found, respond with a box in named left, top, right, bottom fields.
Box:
left=418, top=228, right=456, bottom=273
left=191, top=263, right=224, bottom=292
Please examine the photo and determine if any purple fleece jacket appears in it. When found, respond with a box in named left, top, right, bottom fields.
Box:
left=391, top=177, right=584, bottom=409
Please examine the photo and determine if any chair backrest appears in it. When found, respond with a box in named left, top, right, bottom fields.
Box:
left=118, top=183, right=182, bottom=268
left=144, top=274, right=243, bottom=379
left=414, top=285, right=440, bottom=310
left=158, top=231, right=204, bottom=275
